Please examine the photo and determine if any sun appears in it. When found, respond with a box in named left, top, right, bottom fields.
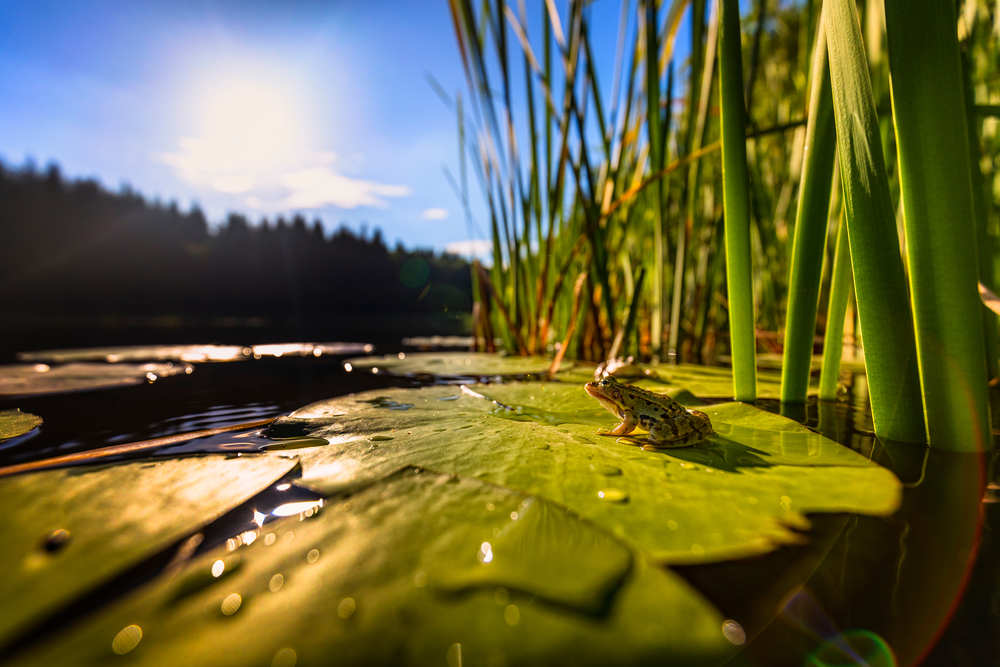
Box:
left=164, top=72, right=309, bottom=194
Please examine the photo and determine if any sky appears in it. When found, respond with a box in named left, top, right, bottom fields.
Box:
left=0, top=0, right=692, bottom=256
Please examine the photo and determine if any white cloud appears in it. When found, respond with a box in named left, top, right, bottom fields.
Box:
left=159, top=80, right=407, bottom=212
left=446, top=239, right=493, bottom=259
left=422, top=207, right=449, bottom=220
left=279, top=167, right=410, bottom=209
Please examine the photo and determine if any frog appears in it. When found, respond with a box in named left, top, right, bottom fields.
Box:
left=584, top=376, right=714, bottom=448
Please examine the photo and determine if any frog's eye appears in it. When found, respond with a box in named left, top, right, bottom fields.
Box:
left=600, top=379, right=611, bottom=387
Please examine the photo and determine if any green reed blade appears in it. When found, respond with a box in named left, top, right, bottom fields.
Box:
left=645, top=0, right=665, bottom=360
left=883, top=0, right=990, bottom=451
left=961, top=49, right=999, bottom=381
left=819, top=206, right=852, bottom=401
left=780, top=14, right=837, bottom=404
left=824, top=0, right=924, bottom=443
left=718, top=0, right=757, bottom=401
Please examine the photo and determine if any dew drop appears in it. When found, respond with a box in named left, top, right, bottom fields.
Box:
left=690, top=544, right=705, bottom=556
left=667, top=520, right=678, bottom=530
left=221, top=593, right=242, bottom=616
left=722, top=619, right=746, bottom=645
left=504, top=604, right=520, bottom=626
left=269, top=574, right=284, bottom=592
left=272, top=647, right=297, bottom=667
left=43, top=528, right=71, bottom=553
left=306, top=549, right=320, bottom=564
left=597, top=488, right=629, bottom=503
left=494, top=587, right=510, bottom=606
left=446, top=643, right=462, bottom=667
left=414, top=571, right=428, bottom=588
left=338, top=597, right=356, bottom=619
left=111, top=625, right=142, bottom=655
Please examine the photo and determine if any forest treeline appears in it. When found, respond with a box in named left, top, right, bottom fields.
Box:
left=0, top=162, right=473, bottom=327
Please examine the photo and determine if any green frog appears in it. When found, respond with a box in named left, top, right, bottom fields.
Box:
left=584, top=376, right=714, bottom=448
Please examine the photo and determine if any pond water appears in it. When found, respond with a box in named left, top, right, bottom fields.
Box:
left=0, top=343, right=996, bottom=667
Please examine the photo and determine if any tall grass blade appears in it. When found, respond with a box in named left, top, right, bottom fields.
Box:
left=883, top=0, right=990, bottom=450
left=824, top=0, right=924, bottom=442
left=780, top=15, right=837, bottom=404
left=718, top=0, right=757, bottom=401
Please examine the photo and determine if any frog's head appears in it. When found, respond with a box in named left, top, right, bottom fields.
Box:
left=585, top=376, right=627, bottom=413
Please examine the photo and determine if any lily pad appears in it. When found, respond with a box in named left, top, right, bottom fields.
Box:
left=275, top=382, right=901, bottom=564
left=343, top=352, right=805, bottom=398
left=0, top=454, right=298, bottom=645
left=0, top=362, right=194, bottom=397
left=6, top=469, right=736, bottom=667
left=0, top=410, right=42, bottom=441
left=345, top=351, right=561, bottom=378
left=16, top=342, right=373, bottom=364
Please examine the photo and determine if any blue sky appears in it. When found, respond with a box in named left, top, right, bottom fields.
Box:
left=0, top=0, right=694, bottom=255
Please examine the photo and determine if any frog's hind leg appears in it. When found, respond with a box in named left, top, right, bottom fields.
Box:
left=647, top=421, right=703, bottom=448
left=598, top=411, right=638, bottom=437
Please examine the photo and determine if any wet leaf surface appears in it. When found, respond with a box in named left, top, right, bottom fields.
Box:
left=0, top=454, right=298, bottom=646
left=0, top=362, right=194, bottom=397
left=0, top=410, right=42, bottom=440
left=8, top=469, right=735, bottom=667
left=278, top=382, right=901, bottom=563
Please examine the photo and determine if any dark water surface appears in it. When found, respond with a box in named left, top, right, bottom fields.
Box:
left=1, top=347, right=997, bottom=666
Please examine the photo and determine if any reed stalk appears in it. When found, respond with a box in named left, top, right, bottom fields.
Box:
left=780, top=14, right=837, bottom=404
left=824, top=0, right=924, bottom=443
left=883, top=0, right=990, bottom=451
left=718, top=0, right=757, bottom=400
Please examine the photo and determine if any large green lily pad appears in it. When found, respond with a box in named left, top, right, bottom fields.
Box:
left=0, top=362, right=194, bottom=397
left=344, top=352, right=806, bottom=398
left=7, top=469, right=736, bottom=667
left=0, top=454, right=298, bottom=645
left=274, top=382, right=900, bottom=564
left=0, top=410, right=42, bottom=441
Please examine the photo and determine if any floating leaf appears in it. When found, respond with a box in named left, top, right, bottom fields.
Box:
left=276, top=382, right=901, bottom=564
left=346, top=351, right=557, bottom=377
left=7, top=469, right=735, bottom=666
left=16, top=343, right=372, bottom=365
left=0, top=362, right=193, bottom=397
left=0, top=454, right=298, bottom=645
left=0, top=410, right=42, bottom=441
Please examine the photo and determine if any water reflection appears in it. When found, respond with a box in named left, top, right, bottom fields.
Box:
left=675, top=439, right=986, bottom=666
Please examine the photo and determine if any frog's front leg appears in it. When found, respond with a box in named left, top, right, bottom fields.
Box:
left=598, top=409, right=638, bottom=437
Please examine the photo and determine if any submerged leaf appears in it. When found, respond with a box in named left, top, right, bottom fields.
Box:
left=0, top=410, right=42, bottom=441
left=0, top=454, right=298, bottom=645
left=8, top=469, right=735, bottom=667
left=0, top=362, right=193, bottom=397
left=276, top=382, right=901, bottom=564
